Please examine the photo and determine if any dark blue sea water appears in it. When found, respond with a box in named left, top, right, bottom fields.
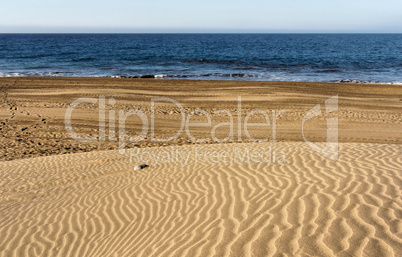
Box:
left=0, top=34, right=401, bottom=83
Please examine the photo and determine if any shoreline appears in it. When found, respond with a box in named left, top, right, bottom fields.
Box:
left=1, top=75, right=402, bottom=85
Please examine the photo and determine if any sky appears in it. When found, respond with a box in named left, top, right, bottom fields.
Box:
left=0, top=0, right=401, bottom=33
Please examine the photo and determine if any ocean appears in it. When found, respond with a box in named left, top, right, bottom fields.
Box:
left=0, top=33, right=401, bottom=84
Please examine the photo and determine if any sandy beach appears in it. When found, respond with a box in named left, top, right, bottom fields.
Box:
left=0, top=77, right=400, bottom=161
left=0, top=77, right=401, bottom=256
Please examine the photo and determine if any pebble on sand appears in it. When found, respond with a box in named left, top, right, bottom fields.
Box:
left=134, top=164, right=149, bottom=171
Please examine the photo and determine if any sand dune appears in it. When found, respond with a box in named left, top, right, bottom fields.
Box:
left=0, top=142, right=400, bottom=256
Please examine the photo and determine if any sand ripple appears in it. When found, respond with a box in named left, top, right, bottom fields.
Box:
left=0, top=143, right=401, bottom=256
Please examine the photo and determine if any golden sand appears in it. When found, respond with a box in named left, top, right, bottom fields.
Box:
left=0, top=78, right=401, bottom=256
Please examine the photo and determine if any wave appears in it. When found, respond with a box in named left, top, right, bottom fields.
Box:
left=316, top=69, right=341, bottom=73
left=108, top=74, right=402, bottom=84
left=111, top=73, right=257, bottom=79
left=334, top=79, right=402, bottom=85
left=0, top=71, right=75, bottom=77
left=1, top=71, right=401, bottom=85
left=180, top=58, right=245, bottom=65
left=71, top=57, right=96, bottom=62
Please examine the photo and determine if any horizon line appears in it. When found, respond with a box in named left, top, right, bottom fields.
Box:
left=1, top=32, right=402, bottom=34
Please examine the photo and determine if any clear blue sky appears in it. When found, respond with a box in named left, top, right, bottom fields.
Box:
left=1, top=0, right=401, bottom=33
